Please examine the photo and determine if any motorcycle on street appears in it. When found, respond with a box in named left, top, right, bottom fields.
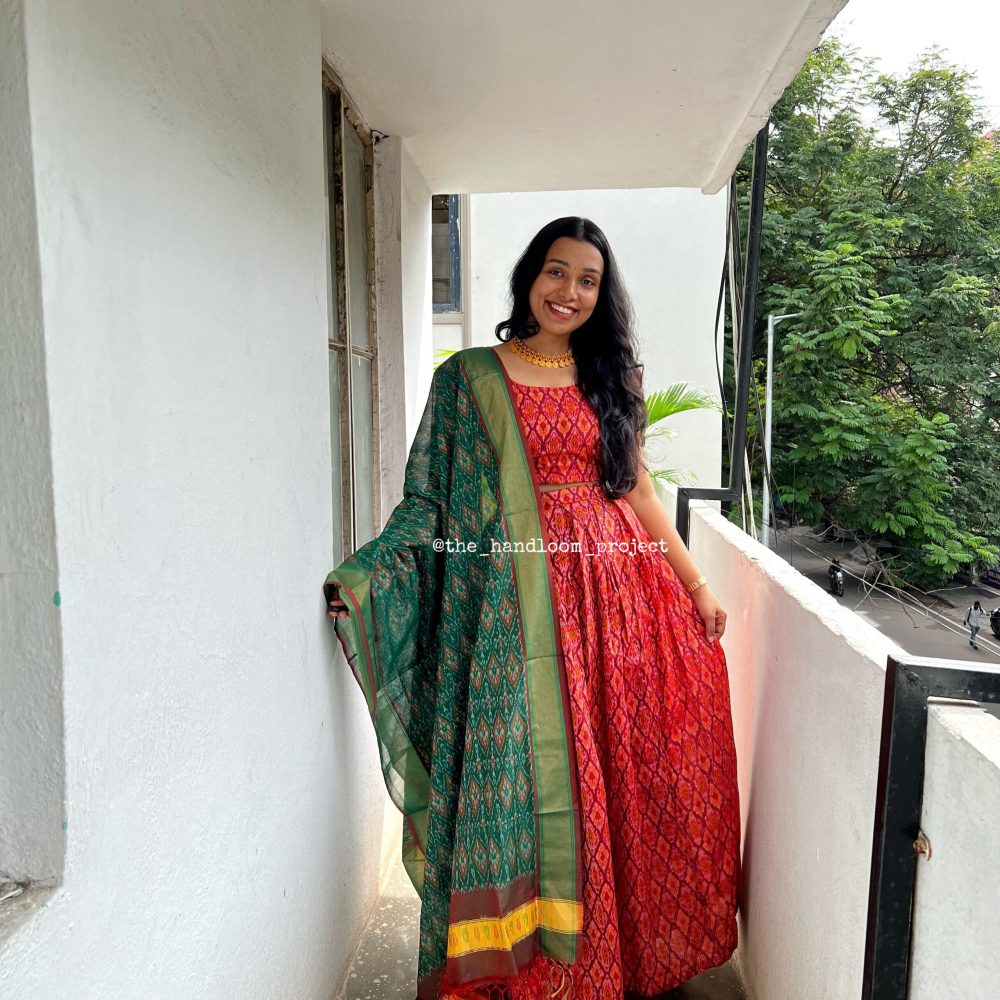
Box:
left=828, top=559, right=845, bottom=598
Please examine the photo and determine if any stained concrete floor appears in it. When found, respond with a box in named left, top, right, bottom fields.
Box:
left=338, top=854, right=746, bottom=1000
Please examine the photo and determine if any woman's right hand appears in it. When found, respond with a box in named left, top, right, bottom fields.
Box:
left=324, top=581, right=350, bottom=620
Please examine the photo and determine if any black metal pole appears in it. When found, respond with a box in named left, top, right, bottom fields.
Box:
left=676, top=122, right=769, bottom=542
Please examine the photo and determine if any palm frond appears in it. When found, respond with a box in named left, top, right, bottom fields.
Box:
left=645, top=384, right=721, bottom=429
left=649, top=466, right=699, bottom=487
left=645, top=426, right=678, bottom=444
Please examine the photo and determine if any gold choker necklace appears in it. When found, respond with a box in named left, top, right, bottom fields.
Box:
left=509, top=336, right=575, bottom=369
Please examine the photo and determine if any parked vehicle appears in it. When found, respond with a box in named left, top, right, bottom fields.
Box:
left=828, top=559, right=845, bottom=598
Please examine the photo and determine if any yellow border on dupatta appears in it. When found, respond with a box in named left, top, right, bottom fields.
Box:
left=459, top=346, right=583, bottom=963
left=447, top=897, right=583, bottom=958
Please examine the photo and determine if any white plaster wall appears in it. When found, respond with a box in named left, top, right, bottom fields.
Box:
left=470, top=190, right=727, bottom=488
left=374, top=133, right=433, bottom=447
left=373, top=135, right=407, bottom=510
left=0, top=2, right=386, bottom=997
left=909, top=704, right=1000, bottom=1000
left=371, top=132, right=433, bottom=885
left=682, top=492, right=908, bottom=1000
left=431, top=318, right=464, bottom=358
left=399, top=142, right=434, bottom=446
left=0, top=0, right=65, bottom=891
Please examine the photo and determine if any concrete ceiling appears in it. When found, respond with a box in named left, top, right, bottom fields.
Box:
left=321, top=0, right=848, bottom=195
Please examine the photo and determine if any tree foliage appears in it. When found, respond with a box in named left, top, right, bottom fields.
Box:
left=742, top=38, right=1000, bottom=588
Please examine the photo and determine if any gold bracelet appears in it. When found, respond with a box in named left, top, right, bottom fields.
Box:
left=687, top=575, right=708, bottom=594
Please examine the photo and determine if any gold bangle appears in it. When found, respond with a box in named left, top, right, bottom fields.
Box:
left=687, top=575, right=708, bottom=594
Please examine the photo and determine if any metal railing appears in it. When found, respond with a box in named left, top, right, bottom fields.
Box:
left=675, top=123, right=768, bottom=543
left=863, top=652, right=1000, bottom=999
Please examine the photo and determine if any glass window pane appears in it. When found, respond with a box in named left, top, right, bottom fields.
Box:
left=432, top=194, right=461, bottom=312
left=343, top=119, right=370, bottom=349
left=328, top=348, right=345, bottom=566
left=351, top=353, right=375, bottom=547
left=324, top=90, right=343, bottom=344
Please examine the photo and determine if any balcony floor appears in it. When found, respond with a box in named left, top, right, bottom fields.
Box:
left=340, top=852, right=746, bottom=1000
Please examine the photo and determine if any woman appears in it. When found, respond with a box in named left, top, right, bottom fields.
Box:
left=324, top=217, right=740, bottom=999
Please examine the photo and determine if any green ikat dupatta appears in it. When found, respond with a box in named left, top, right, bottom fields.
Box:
left=324, top=346, right=582, bottom=996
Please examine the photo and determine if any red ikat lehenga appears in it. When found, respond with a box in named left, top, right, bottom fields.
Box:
left=445, top=376, right=741, bottom=999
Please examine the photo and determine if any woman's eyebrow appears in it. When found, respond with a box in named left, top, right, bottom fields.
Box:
left=546, top=257, right=603, bottom=275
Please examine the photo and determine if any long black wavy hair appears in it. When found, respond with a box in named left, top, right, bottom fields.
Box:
left=494, top=217, right=647, bottom=497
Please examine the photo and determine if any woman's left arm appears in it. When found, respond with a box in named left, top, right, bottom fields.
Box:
left=620, top=469, right=727, bottom=643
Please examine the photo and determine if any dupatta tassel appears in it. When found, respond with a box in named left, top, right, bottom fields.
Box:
left=438, top=952, right=575, bottom=999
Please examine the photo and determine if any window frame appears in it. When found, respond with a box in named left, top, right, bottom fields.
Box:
left=322, top=65, right=380, bottom=561
left=431, top=192, right=471, bottom=349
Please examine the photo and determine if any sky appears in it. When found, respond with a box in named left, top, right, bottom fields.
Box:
left=828, top=0, right=1000, bottom=126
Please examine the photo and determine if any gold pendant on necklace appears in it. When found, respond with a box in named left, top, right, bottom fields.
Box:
left=509, top=336, right=575, bottom=369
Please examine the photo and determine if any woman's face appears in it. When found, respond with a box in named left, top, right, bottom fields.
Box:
left=527, top=236, right=604, bottom=339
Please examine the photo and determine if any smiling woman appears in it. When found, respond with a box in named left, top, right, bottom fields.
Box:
left=325, top=217, right=740, bottom=999
left=527, top=239, right=603, bottom=333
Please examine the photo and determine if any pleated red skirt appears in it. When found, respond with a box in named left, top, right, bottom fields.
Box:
left=441, top=380, right=740, bottom=999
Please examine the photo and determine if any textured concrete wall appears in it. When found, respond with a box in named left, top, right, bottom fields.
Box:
left=373, top=136, right=433, bottom=489
left=399, top=142, right=434, bottom=446
left=0, top=0, right=65, bottom=890
left=692, top=503, right=1000, bottom=998
left=685, top=494, right=906, bottom=1000
left=0, top=1, right=389, bottom=996
left=910, top=704, right=1000, bottom=1000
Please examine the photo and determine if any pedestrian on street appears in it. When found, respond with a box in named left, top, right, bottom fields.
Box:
left=964, top=600, right=985, bottom=650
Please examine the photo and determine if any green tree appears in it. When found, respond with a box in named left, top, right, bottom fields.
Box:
left=739, top=39, right=1000, bottom=588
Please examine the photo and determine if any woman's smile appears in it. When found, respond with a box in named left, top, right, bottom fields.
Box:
left=545, top=300, right=578, bottom=319
left=527, top=236, right=604, bottom=339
